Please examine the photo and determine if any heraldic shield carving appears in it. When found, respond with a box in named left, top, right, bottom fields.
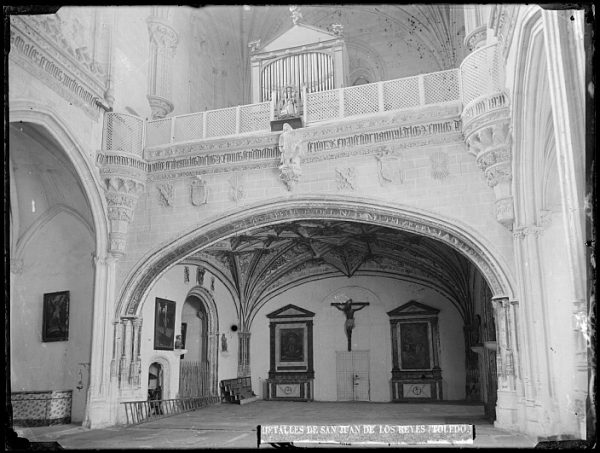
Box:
left=375, top=146, right=404, bottom=186
left=190, top=177, right=209, bottom=206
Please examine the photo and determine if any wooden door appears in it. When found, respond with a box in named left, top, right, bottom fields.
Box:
left=336, top=350, right=370, bottom=401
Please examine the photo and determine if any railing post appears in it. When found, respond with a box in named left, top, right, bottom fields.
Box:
left=202, top=112, right=207, bottom=139
left=378, top=81, right=385, bottom=112
left=302, top=85, right=308, bottom=125
left=418, top=75, right=426, bottom=105
left=270, top=91, right=277, bottom=121
left=235, top=106, right=241, bottom=134
left=339, top=88, right=345, bottom=118
left=170, top=117, right=175, bottom=144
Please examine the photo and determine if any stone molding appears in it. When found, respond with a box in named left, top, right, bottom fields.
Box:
left=9, top=16, right=109, bottom=119
left=117, top=197, right=514, bottom=317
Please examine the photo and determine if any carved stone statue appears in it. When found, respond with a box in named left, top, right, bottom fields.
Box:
left=278, top=123, right=303, bottom=191
left=331, top=299, right=370, bottom=351
left=277, top=86, right=299, bottom=119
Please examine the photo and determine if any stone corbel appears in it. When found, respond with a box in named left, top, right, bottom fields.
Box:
left=103, top=176, right=145, bottom=257
left=465, top=116, right=514, bottom=230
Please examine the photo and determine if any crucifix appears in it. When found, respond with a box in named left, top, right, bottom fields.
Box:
left=331, top=299, right=370, bottom=351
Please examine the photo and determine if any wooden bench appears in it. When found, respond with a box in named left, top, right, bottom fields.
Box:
left=220, top=377, right=259, bottom=405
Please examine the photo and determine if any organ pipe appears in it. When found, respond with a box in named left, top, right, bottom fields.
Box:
left=260, top=52, right=333, bottom=101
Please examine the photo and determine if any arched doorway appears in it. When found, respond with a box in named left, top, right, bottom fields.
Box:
left=179, top=287, right=219, bottom=398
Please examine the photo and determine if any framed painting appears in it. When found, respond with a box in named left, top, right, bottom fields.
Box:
left=279, top=327, right=304, bottom=363
left=42, top=291, right=70, bottom=342
left=154, top=298, right=176, bottom=350
left=399, top=321, right=431, bottom=370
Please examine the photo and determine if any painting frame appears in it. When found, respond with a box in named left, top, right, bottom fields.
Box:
left=154, top=298, right=176, bottom=351
left=42, top=291, right=70, bottom=342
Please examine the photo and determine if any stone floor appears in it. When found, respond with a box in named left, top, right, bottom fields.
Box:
left=12, top=401, right=540, bottom=449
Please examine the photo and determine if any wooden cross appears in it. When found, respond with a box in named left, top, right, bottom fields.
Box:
left=331, top=299, right=370, bottom=351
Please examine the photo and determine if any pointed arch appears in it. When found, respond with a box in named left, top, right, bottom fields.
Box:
left=116, top=196, right=515, bottom=319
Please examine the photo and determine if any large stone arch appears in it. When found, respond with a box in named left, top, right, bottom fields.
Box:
left=117, top=195, right=515, bottom=319
left=9, top=101, right=109, bottom=254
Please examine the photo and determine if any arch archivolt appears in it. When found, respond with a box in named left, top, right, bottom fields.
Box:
left=117, top=196, right=515, bottom=320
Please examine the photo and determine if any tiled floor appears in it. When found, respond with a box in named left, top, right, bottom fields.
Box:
left=12, top=401, right=539, bottom=449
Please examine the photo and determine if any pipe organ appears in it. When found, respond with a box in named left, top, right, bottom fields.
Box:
left=260, top=52, right=335, bottom=102
left=250, top=22, right=348, bottom=109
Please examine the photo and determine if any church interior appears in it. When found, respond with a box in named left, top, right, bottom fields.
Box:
left=7, top=3, right=594, bottom=447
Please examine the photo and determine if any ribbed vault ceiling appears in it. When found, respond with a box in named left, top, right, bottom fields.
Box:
left=187, top=220, right=485, bottom=326
left=189, top=4, right=466, bottom=101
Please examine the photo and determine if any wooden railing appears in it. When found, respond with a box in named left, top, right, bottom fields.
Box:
left=122, top=396, right=220, bottom=425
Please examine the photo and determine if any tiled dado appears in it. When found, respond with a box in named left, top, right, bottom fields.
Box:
left=11, top=390, right=72, bottom=427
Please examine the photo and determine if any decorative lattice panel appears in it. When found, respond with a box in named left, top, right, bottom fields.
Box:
left=173, top=112, right=204, bottom=143
left=145, top=118, right=172, bottom=148
left=423, top=69, right=461, bottom=104
left=460, top=43, right=499, bottom=105
left=305, top=89, right=340, bottom=124
left=239, top=102, right=271, bottom=134
left=383, top=77, right=421, bottom=110
left=205, top=107, right=237, bottom=138
left=102, top=113, right=144, bottom=155
left=343, top=84, right=379, bottom=117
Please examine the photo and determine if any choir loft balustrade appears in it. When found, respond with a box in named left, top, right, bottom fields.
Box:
left=100, top=44, right=504, bottom=157
left=138, top=68, right=462, bottom=150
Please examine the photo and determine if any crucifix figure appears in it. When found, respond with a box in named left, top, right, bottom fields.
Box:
left=331, top=299, right=370, bottom=351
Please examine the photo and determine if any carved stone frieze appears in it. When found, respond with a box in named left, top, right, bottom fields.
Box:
left=9, top=16, right=108, bottom=119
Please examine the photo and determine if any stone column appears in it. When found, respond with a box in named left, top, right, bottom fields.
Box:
left=491, top=297, right=518, bottom=428
left=542, top=9, right=588, bottom=439
left=146, top=9, right=179, bottom=119
left=84, top=253, right=119, bottom=429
